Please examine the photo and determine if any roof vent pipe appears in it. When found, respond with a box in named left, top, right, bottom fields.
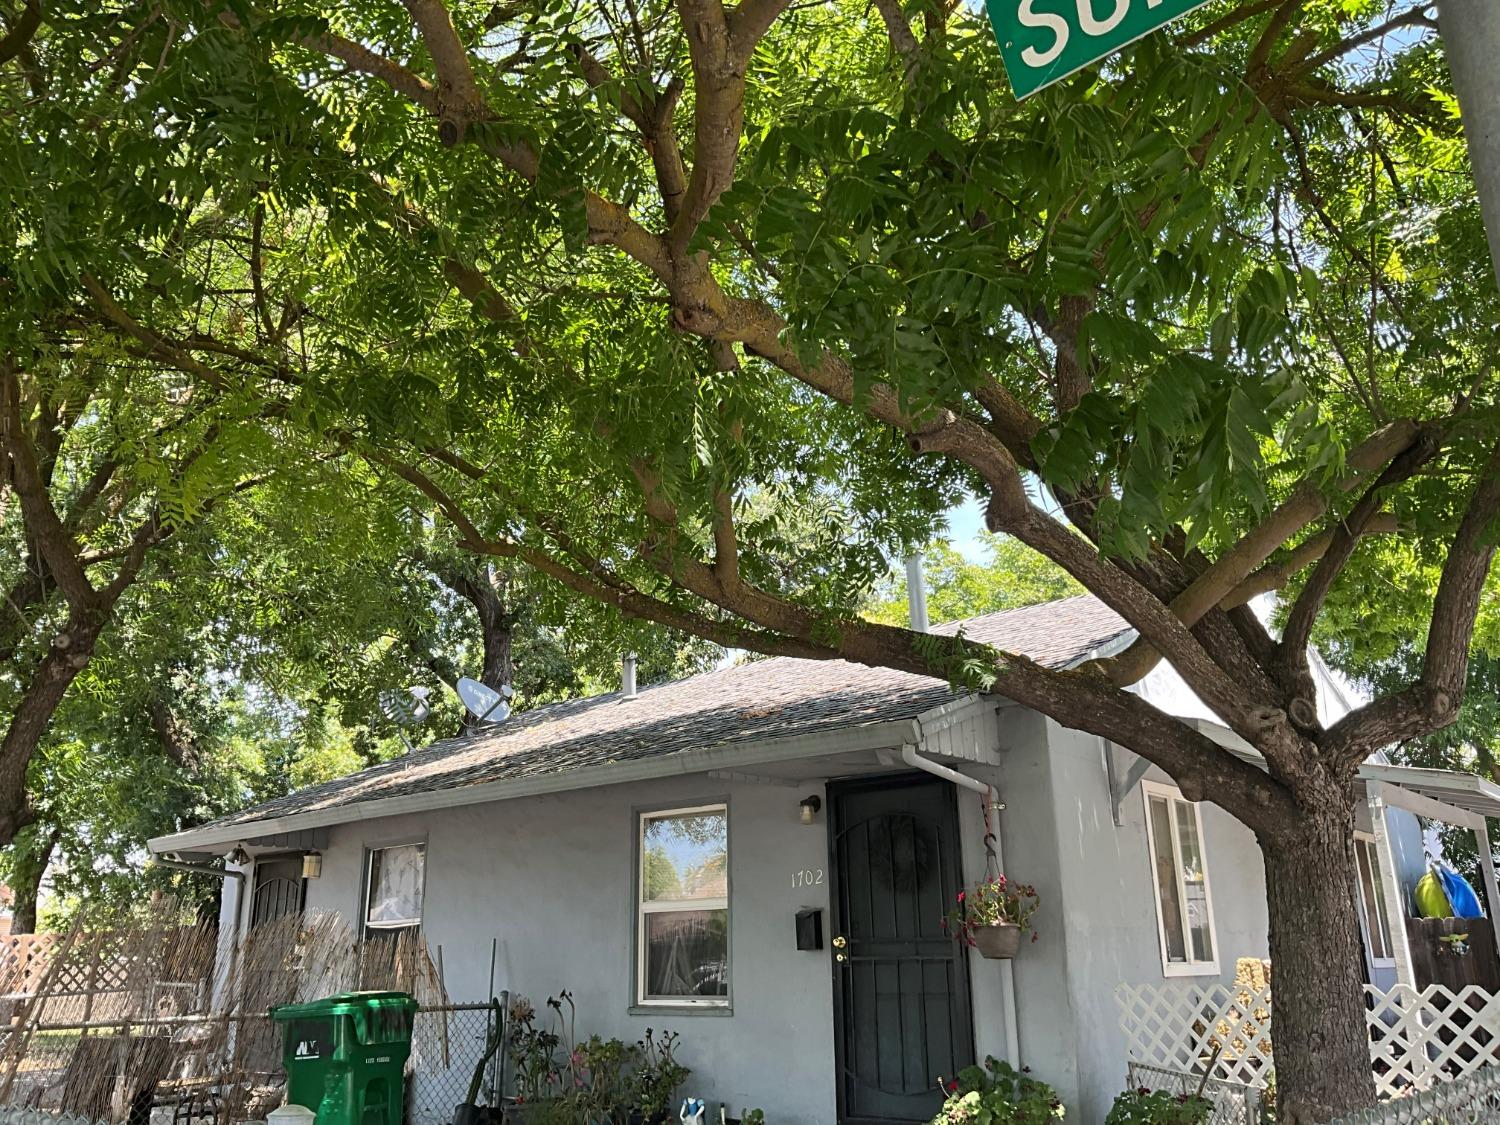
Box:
left=905, top=555, right=930, bottom=633
left=621, top=652, right=638, bottom=701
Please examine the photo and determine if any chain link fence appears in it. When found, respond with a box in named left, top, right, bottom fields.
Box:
left=1328, top=1064, right=1500, bottom=1124
left=0, top=1003, right=500, bottom=1125
left=1127, top=1062, right=1266, bottom=1125
left=0, top=1107, right=103, bottom=1125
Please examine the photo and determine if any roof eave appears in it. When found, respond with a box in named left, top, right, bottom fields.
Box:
left=148, top=714, right=928, bottom=856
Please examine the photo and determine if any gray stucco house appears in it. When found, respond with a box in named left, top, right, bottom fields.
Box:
left=148, top=595, right=1500, bottom=1123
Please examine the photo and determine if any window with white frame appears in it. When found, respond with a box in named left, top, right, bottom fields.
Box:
left=637, top=805, right=729, bottom=1006
left=364, top=843, right=426, bottom=939
left=1354, top=834, right=1395, bottom=965
left=1143, top=783, right=1219, bottom=976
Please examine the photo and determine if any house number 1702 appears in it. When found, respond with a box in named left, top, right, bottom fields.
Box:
left=791, top=868, right=824, bottom=888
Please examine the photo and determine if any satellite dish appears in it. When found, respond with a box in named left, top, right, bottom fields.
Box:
left=457, top=677, right=513, bottom=725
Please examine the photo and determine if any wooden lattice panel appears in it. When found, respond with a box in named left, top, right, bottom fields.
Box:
left=0, top=935, right=58, bottom=998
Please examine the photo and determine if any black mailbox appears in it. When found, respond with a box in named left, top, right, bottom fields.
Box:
left=796, top=908, right=823, bottom=951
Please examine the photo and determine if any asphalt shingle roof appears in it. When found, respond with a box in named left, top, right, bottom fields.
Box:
left=203, top=595, right=1127, bottom=833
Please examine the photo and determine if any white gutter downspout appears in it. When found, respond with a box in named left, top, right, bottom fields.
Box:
left=900, top=743, right=987, bottom=795
left=899, top=742, right=1021, bottom=1068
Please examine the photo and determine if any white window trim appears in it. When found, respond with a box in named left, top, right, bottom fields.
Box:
left=636, top=803, right=730, bottom=1009
left=1353, top=832, right=1397, bottom=969
left=362, top=841, right=427, bottom=939
left=1142, top=781, right=1220, bottom=979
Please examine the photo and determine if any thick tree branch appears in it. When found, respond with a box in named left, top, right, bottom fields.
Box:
left=1046, top=295, right=1094, bottom=415
left=1177, top=0, right=1282, bottom=49
left=1247, top=0, right=1305, bottom=76
left=381, top=435, right=1295, bottom=836
left=0, top=361, right=95, bottom=608
left=401, top=0, right=486, bottom=123
left=727, top=0, right=792, bottom=48
left=148, top=698, right=200, bottom=770
left=1288, top=4, right=1436, bottom=76
left=870, top=0, right=919, bottom=59
left=82, top=275, right=229, bottom=390
left=1219, top=514, right=1400, bottom=610
left=1093, top=420, right=1422, bottom=686
left=972, top=375, right=1043, bottom=468
left=1323, top=440, right=1500, bottom=764
left=376, top=448, right=839, bottom=659
left=0, top=0, right=41, bottom=68
left=667, top=0, right=747, bottom=250
left=712, top=486, right=740, bottom=590
left=1279, top=426, right=1442, bottom=665
left=571, top=46, right=688, bottom=222
left=219, top=9, right=439, bottom=112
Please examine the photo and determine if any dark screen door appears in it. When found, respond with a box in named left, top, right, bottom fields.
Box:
left=830, top=774, right=975, bottom=1124
left=250, top=854, right=305, bottom=928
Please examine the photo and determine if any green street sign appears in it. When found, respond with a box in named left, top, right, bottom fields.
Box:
left=987, top=0, right=1212, bottom=98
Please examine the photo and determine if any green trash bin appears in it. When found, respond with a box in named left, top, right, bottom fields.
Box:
left=270, top=991, right=419, bottom=1125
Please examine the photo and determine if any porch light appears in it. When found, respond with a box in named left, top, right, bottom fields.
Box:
left=800, top=795, right=822, bottom=825
left=302, top=852, right=324, bottom=879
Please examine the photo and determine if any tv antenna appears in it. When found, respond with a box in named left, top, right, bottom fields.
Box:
left=379, top=686, right=433, bottom=752
left=457, top=677, right=514, bottom=726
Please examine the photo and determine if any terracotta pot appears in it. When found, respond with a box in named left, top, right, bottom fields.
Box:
left=972, top=922, right=1023, bottom=959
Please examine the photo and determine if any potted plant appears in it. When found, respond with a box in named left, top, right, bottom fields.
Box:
left=574, top=1034, right=641, bottom=1125
left=1105, top=1086, right=1213, bottom=1124
left=502, top=995, right=562, bottom=1124
left=628, top=1028, right=690, bottom=1124
left=942, top=875, right=1039, bottom=959
left=930, top=1058, right=1064, bottom=1123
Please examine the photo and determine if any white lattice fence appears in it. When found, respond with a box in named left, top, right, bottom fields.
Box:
left=1366, top=985, right=1500, bottom=1097
left=1116, top=982, right=1275, bottom=1090
left=1117, top=981, right=1500, bottom=1101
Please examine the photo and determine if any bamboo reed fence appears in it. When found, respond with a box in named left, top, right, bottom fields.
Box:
left=0, top=904, right=499, bottom=1125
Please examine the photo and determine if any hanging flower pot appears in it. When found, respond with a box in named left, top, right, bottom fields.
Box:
left=971, top=922, right=1023, bottom=960
left=942, top=875, right=1039, bottom=958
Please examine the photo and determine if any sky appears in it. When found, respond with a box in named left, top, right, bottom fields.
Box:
left=945, top=494, right=990, bottom=562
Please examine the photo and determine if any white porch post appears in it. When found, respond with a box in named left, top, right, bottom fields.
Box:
left=1474, top=820, right=1500, bottom=957
left=1368, top=782, right=1417, bottom=988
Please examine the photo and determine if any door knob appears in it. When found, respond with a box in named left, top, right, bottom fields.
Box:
left=832, top=935, right=847, bottom=949
left=835, top=953, right=848, bottom=963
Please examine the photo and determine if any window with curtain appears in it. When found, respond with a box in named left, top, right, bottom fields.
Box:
left=1143, top=783, right=1218, bottom=976
left=364, top=843, right=426, bottom=938
left=637, top=805, right=729, bottom=1006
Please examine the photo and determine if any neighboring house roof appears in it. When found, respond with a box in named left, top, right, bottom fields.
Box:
left=165, top=595, right=1127, bottom=847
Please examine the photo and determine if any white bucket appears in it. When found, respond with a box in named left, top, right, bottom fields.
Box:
left=268, top=1104, right=317, bottom=1125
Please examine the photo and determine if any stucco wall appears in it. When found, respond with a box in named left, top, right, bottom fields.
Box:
left=1028, top=721, right=1272, bottom=1122
left=297, top=773, right=836, bottom=1125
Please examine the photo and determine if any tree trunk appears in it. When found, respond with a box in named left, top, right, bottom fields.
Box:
left=1261, top=796, right=1377, bottom=1123
left=8, top=826, right=58, bottom=935
left=476, top=582, right=513, bottom=693
left=432, top=559, right=515, bottom=692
